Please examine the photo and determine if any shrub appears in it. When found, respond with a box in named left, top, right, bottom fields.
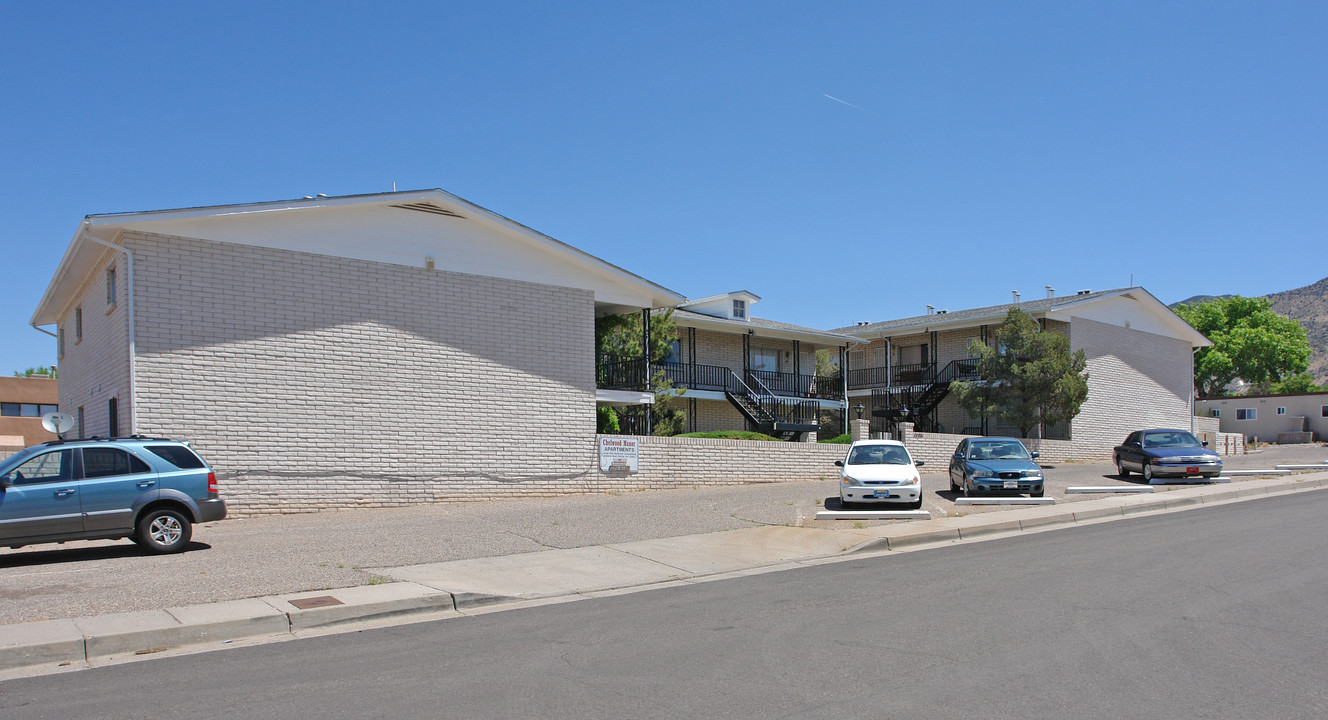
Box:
left=818, top=433, right=852, bottom=444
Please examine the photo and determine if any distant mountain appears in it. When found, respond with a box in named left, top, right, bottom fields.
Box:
left=1172, top=294, right=1234, bottom=307
left=1170, top=278, right=1328, bottom=386
left=1266, top=277, right=1328, bottom=386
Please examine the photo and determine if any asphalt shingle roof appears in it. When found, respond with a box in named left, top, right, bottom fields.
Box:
left=830, top=288, right=1130, bottom=335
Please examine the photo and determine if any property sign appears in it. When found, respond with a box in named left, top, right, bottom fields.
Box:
left=599, top=436, right=639, bottom=473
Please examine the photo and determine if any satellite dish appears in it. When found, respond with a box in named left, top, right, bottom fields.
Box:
left=42, top=412, right=75, bottom=438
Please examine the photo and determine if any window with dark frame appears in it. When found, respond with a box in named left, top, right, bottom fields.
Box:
left=106, top=266, right=117, bottom=305
left=75, top=306, right=82, bottom=342
left=1277, top=407, right=1286, bottom=415
left=1236, top=408, right=1256, bottom=420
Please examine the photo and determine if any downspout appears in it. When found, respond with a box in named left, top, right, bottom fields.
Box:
left=78, top=228, right=138, bottom=434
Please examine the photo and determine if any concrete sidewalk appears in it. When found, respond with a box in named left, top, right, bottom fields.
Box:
left=3, top=469, right=1325, bottom=677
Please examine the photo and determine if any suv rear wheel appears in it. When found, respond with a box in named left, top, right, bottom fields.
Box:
left=136, top=508, right=192, bottom=554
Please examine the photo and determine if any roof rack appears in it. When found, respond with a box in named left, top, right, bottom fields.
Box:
left=40, top=435, right=181, bottom=447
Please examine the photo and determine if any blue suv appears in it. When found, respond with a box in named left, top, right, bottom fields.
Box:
left=0, top=436, right=225, bottom=554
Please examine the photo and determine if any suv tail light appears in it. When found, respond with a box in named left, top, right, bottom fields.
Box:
left=207, top=472, right=218, bottom=494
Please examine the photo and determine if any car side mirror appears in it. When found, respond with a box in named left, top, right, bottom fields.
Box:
left=0, top=474, right=11, bottom=489
left=834, top=460, right=844, bottom=467
left=1030, top=452, right=1039, bottom=459
left=953, top=452, right=963, bottom=459
left=1201, top=440, right=1209, bottom=447
left=915, top=460, right=925, bottom=467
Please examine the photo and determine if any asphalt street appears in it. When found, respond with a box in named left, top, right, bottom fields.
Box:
left=0, top=444, right=1322, bottom=624
left=2, top=485, right=1326, bottom=719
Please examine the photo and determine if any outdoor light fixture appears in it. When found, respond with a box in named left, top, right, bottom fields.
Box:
left=854, top=403, right=865, bottom=420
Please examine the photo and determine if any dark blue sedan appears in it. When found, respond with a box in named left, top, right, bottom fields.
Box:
left=948, top=437, right=1045, bottom=497
left=1113, top=429, right=1222, bottom=482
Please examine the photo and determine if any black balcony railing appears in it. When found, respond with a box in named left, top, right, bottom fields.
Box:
left=599, top=359, right=839, bottom=401
left=748, top=369, right=844, bottom=401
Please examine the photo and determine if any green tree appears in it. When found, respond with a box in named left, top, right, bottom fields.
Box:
left=951, top=308, right=1089, bottom=438
left=1174, top=296, right=1310, bottom=397
left=13, top=366, right=58, bottom=378
left=595, top=310, right=685, bottom=435
left=1267, top=373, right=1325, bottom=395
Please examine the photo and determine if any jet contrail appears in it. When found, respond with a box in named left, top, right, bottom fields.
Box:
left=823, top=94, right=862, bottom=110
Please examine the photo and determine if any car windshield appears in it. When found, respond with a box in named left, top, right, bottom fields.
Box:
left=847, top=446, right=912, bottom=465
left=1143, top=431, right=1202, bottom=448
left=968, top=441, right=1030, bottom=460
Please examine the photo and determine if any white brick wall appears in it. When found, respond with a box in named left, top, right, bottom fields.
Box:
left=1070, top=318, right=1195, bottom=455
left=55, top=251, right=132, bottom=438
left=119, top=232, right=602, bottom=515
left=601, top=435, right=847, bottom=488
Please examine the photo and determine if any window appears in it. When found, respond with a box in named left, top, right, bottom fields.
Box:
left=75, top=307, right=83, bottom=342
left=733, top=299, right=746, bottom=319
left=1322, top=405, right=1327, bottom=418
left=108, top=397, right=118, bottom=437
left=106, top=266, right=117, bottom=305
left=663, top=340, right=681, bottom=364
left=76, top=406, right=84, bottom=439
left=58, top=327, right=65, bottom=359
left=1, top=404, right=56, bottom=417
left=7, top=450, right=70, bottom=485
left=1236, top=408, right=1256, bottom=421
left=145, top=445, right=206, bottom=469
left=750, top=347, right=779, bottom=372
left=82, top=448, right=150, bottom=478
left=1210, top=409, right=1221, bottom=418
left=1277, top=407, right=1286, bottom=416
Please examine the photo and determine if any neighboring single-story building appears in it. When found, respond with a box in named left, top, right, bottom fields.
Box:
left=830, top=287, right=1213, bottom=457
left=31, top=190, right=685, bottom=513
left=0, top=376, right=60, bottom=458
left=1196, top=391, right=1328, bottom=443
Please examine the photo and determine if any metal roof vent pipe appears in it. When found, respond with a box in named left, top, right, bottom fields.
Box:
left=1045, top=285, right=1054, bottom=298
left=1078, top=288, right=1092, bottom=295
left=926, top=305, right=935, bottom=315
left=1012, top=290, right=1021, bottom=303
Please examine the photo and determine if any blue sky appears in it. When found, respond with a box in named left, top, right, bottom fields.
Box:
left=2, top=1, right=1324, bottom=374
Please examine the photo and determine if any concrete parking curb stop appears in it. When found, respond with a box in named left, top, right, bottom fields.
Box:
left=2, top=470, right=1325, bottom=677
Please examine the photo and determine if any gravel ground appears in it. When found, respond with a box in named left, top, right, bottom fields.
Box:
left=1, top=442, right=1323, bottom=625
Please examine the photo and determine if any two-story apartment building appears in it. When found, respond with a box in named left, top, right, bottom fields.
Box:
left=661, top=293, right=857, bottom=438
left=31, top=190, right=683, bottom=512
left=831, top=288, right=1212, bottom=456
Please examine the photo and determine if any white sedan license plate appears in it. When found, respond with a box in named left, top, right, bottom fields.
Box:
left=1003, top=480, right=1018, bottom=489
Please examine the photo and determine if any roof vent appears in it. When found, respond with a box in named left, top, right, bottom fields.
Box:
left=1012, top=290, right=1021, bottom=303
left=1077, top=288, right=1093, bottom=295
left=1045, top=285, right=1054, bottom=298
left=391, top=202, right=465, bottom=219
left=936, top=309, right=948, bottom=314
left=926, top=305, right=935, bottom=315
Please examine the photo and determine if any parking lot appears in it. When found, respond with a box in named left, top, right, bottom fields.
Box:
left=0, top=443, right=1322, bottom=626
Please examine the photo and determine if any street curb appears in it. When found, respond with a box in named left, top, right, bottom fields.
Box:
left=3, top=469, right=1325, bottom=675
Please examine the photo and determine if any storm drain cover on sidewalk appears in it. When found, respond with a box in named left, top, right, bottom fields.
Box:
left=289, top=595, right=345, bottom=610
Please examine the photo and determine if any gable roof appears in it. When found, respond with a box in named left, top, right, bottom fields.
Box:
left=831, top=287, right=1210, bottom=347
left=33, top=189, right=685, bottom=326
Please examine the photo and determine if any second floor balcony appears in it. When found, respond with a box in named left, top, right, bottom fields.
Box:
left=597, top=359, right=844, bottom=402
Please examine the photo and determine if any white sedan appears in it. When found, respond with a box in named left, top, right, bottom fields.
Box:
left=835, top=439, right=925, bottom=509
